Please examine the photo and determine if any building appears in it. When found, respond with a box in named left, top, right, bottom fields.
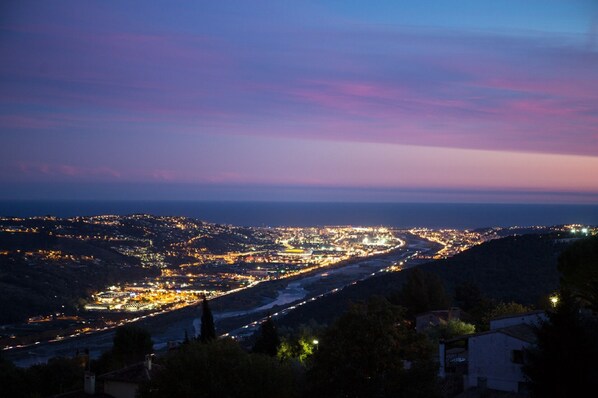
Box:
left=98, top=355, right=160, bottom=398
left=53, top=355, right=160, bottom=398
left=439, top=311, right=546, bottom=396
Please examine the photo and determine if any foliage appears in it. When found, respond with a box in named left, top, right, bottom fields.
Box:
left=454, top=281, right=484, bottom=311
left=112, top=324, right=154, bottom=363
left=558, top=235, right=598, bottom=312
left=0, top=355, right=84, bottom=398
left=0, top=355, right=30, bottom=398
left=480, top=301, right=532, bottom=330
left=91, top=325, right=153, bottom=374
left=139, top=339, right=298, bottom=398
left=252, top=316, right=280, bottom=357
left=277, top=322, right=324, bottom=364
left=278, top=337, right=317, bottom=365
left=453, top=281, right=496, bottom=331
left=200, top=296, right=216, bottom=343
left=390, top=268, right=450, bottom=318
left=306, top=296, right=440, bottom=398
left=425, top=319, right=475, bottom=342
left=524, top=292, right=598, bottom=397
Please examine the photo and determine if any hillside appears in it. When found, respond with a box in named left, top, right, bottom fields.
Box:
left=278, top=233, right=573, bottom=329
left=0, top=231, right=155, bottom=324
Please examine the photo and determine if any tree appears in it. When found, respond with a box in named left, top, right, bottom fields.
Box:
left=200, top=295, right=216, bottom=343
left=390, top=268, right=450, bottom=318
left=454, top=281, right=495, bottom=331
left=252, top=315, right=280, bottom=357
left=454, top=281, right=483, bottom=311
left=276, top=322, right=324, bottom=364
left=0, top=355, right=29, bottom=398
left=27, top=356, right=84, bottom=397
left=112, top=324, right=154, bottom=365
left=139, top=339, right=298, bottom=398
left=425, top=319, right=475, bottom=342
left=307, top=296, right=440, bottom=398
left=94, top=324, right=154, bottom=373
left=524, top=292, right=598, bottom=397
left=558, top=235, right=598, bottom=312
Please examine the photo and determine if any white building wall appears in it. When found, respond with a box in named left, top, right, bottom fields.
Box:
left=466, top=332, right=530, bottom=392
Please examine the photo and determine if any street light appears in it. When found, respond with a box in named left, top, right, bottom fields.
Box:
left=549, top=294, right=559, bottom=308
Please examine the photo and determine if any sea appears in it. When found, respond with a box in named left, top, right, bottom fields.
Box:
left=1, top=201, right=597, bottom=229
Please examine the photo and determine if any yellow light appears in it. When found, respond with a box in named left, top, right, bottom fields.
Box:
left=549, top=294, right=559, bottom=307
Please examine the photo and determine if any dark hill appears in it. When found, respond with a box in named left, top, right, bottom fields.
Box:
left=0, top=231, right=155, bottom=324
left=278, top=233, right=573, bottom=329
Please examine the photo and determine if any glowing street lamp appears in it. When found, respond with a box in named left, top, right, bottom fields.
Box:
left=549, top=294, right=559, bottom=308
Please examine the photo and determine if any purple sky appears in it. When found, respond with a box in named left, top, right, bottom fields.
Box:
left=1, top=1, right=598, bottom=203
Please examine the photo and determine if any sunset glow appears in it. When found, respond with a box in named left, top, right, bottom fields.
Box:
left=1, top=1, right=597, bottom=202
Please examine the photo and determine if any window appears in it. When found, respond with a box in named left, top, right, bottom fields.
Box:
left=511, top=349, right=524, bottom=364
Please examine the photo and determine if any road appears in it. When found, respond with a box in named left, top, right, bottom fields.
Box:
left=6, top=233, right=438, bottom=367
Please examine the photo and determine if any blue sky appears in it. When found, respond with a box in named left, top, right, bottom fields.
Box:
left=1, top=1, right=597, bottom=202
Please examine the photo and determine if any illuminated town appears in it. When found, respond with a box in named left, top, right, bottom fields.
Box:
left=0, top=214, right=594, bottom=351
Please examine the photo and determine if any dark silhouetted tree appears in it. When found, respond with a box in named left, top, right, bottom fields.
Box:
left=139, top=339, right=298, bottom=398
left=252, top=315, right=280, bottom=356
left=454, top=281, right=496, bottom=331
left=307, top=296, right=440, bottom=398
left=0, top=354, right=29, bottom=397
left=112, top=324, right=154, bottom=365
left=454, top=281, right=483, bottom=311
left=558, top=235, right=598, bottom=312
left=524, top=291, right=598, bottom=397
left=200, top=296, right=216, bottom=343
left=390, top=268, right=450, bottom=318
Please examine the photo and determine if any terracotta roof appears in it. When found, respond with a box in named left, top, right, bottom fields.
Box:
left=490, top=310, right=545, bottom=322
left=98, top=362, right=162, bottom=384
left=498, top=324, right=537, bottom=344
left=444, top=323, right=537, bottom=344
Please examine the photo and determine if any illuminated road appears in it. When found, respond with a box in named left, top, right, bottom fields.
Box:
left=6, top=234, right=436, bottom=367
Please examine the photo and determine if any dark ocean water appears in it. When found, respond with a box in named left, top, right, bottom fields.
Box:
left=1, top=201, right=597, bottom=229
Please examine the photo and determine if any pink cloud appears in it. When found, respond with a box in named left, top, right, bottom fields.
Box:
left=16, top=162, right=121, bottom=179
left=151, top=170, right=177, bottom=181
left=0, top=115, right=62, bottom=129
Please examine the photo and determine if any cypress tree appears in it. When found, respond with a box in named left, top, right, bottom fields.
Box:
left=252, top=315, right=280, bottom=356
left=200, top=296, right=216, bottom=343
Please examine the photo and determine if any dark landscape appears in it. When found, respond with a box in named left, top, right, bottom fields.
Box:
left=2, top=1, right=598, bottom=397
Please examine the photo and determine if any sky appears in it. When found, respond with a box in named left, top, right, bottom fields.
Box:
left=1, top=0, right=598, bottom=203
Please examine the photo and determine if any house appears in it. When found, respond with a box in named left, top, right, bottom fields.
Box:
left=52, top=355, right=161, bottom=398
left=439, top=311, right=546, bottom=396
left=98, top=355, right=160, bottom=398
